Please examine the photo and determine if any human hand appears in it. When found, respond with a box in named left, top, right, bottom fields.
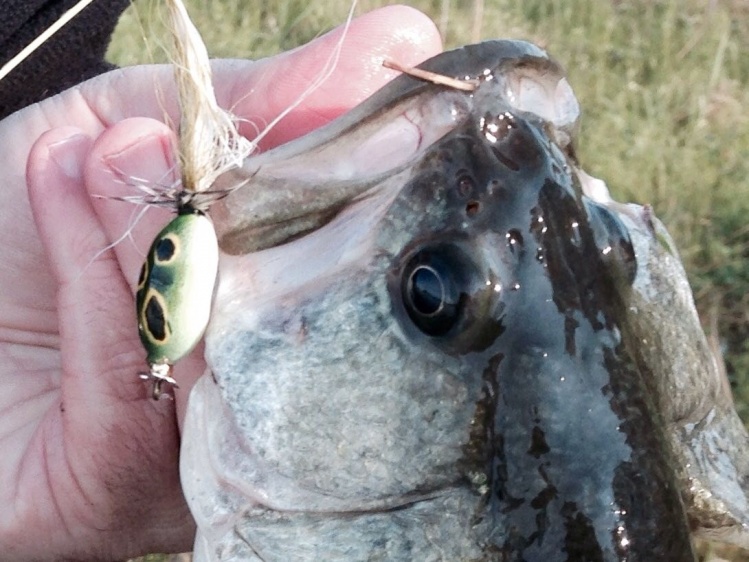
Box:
left=0, top=6, right=441, bottom=560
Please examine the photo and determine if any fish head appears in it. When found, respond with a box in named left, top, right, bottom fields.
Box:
left=181, top=40, right=748, bottom=561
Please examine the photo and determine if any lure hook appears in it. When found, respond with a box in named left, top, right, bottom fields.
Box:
left=139, top=363, right=179, bottom=400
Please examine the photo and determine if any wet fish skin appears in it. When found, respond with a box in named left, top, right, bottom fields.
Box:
left=376, top=105, right=693, bottom=558
left=611, top=205, right=749, bottom=549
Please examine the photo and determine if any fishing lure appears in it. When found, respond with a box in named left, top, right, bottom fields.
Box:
left=137, top=202, right=218, bottom=399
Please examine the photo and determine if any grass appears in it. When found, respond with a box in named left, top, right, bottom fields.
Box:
left=109, top=1, right=749, bottom=559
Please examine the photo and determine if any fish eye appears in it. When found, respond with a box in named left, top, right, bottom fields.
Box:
left=401, top=249, right=464, bottom=336
left=408, top=265, right=454, bottom=316
left=393, top=244, right=507, bottom=353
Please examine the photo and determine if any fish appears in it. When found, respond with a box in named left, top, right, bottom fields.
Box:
left=179, top=40, right=749, bottom=561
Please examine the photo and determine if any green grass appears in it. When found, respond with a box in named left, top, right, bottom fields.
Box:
left=110, top=2, right=749, bottom=559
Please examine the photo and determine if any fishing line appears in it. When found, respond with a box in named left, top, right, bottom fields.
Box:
left=73, top=203, right=152, bottom=284
left=0, top=0, right=98, bottom=81
left=249, top=0, right=359, bottom=150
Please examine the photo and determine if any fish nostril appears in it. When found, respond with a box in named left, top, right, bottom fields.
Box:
left=466, top=200, right=481, bottom=216
left=457, top=173, right=475, bottom=197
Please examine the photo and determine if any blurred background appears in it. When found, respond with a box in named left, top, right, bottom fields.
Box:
left=109, top=1, right=748, bottom=560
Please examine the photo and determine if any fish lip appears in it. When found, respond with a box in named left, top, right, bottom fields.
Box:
left=249, top=486, right=461, bottom=517
left=213, top=40, right=581, bottom=255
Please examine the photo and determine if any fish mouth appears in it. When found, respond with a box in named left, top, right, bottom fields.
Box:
left=211, top=40, right=581, bottom=256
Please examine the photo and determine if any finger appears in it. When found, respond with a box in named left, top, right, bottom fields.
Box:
left=84, top=5, right=443, bottom=272
left=27, top=128, right=196, bottom=553
left=26, top=126, right=163, bottom=407
left=218, top=4, right=444, bottom=149
left=71, top=5, right=441, bottom=141
left=86, top=117, right=179, bottom=286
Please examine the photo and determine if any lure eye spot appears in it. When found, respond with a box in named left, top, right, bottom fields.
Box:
left=143, top=289, right=170, bottom=344
left=155, top=234, right=179, bottom=264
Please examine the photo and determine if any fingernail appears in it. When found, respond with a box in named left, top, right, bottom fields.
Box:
left=49, top=133, right=90, bottom=181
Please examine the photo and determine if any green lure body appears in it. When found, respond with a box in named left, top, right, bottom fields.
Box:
left=136, top=209, right=219, bottom=373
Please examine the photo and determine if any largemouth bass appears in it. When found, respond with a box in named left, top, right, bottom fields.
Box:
left=180, top=40, right=749, bottom=561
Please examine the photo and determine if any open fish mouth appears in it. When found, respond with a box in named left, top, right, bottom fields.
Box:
left=181, top=40, right=749, bottom=561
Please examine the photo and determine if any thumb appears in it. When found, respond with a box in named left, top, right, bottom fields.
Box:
left=71, top=5, right=442, bottom=142
left=215, top=4, right=443, bottom=149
